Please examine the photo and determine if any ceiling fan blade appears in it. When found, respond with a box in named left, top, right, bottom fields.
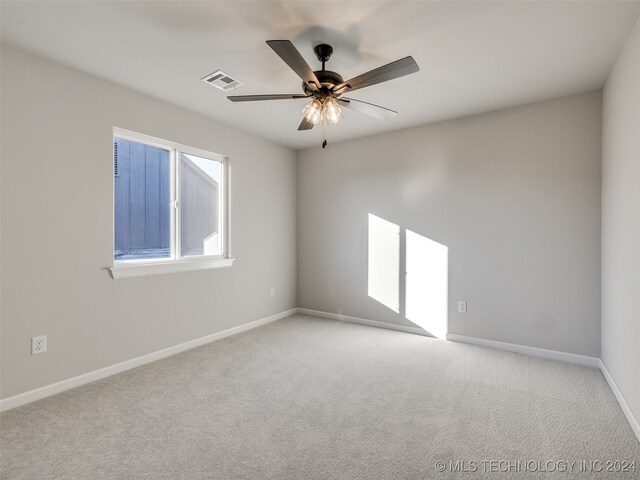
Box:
left=267, top=40, right=320, bottom=90
left=298, top=117, right=315, bottom=131
left=227, top=94, right=308, bottom=102
left=334, top=56, right=419, bottom=93
left=337, top=97, right=397, bottom=120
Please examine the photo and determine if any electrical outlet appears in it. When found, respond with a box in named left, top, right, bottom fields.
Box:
left=458, top=301, right=467, bottom=314
left=269, top=287, right=275, bottom=298
left=32, top=335, right=47, bottom=355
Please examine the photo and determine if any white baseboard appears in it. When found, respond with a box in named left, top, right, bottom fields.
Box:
left=0, top=308, right=297, bottom=412
left=297, top=308, right=600, bottom=368
left=296, top=308, right=432, bottom=337
left=446, top=332, right=600, bottom=368
left=599, top=360, right=640, bottom=443
left=3, top=307, right=638, bottom=446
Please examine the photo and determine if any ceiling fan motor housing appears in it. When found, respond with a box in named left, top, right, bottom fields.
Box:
left=303, top=70, right=344, bottom=97
left=301, top=44, right=344, bottom=97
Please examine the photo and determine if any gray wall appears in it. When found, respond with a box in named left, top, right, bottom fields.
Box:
left=0, top=45, right=611, bottom=402
left=0, top=46, right=297, bottom=399
left=602, top=18, right=640, bottom=426
left=298, top=92, right=602, bottom=357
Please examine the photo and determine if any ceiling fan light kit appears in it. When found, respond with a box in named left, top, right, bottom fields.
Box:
left=322, top=97, right=342, bottom=124
left=303, top=96, right=342, bottom=125
left=302, top=98, right=323, bottom=124
left=227, top=40, right=419, bottom=148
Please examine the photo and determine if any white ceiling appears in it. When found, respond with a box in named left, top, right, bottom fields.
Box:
left=2, top=1, right=639, bottom=149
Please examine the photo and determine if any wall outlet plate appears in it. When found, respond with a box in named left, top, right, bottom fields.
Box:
left=32, top=335, right=47, bottom=355
left=458, top=301, right=467, bottom=314
left=269, top=288, right=275, bottom=298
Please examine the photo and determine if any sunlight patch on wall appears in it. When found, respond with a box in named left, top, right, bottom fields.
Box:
left=367, top=214, right=400, bottom=312
left=405, top=230, right=448, bottom=339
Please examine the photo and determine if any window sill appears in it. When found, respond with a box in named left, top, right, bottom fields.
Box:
left=109, top=257, right=235, bottom=279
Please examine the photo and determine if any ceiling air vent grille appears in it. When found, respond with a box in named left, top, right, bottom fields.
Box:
left=114, top=141, right=119, bottom=177
left=202, top=70, right=243, bottom=91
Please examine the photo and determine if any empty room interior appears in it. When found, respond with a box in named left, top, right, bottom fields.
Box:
left=1, top=1, right=640, bottom=478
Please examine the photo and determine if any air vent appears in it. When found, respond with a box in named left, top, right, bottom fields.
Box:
left=114, top=141, right=119, bottom=177
left=202, top=70, right=243, bottom=91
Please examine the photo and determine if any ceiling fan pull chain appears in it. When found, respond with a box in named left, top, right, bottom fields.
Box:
left=322, top=124, right=327, bottom=149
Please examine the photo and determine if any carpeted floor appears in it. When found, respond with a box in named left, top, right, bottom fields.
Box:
left=1, top=315, right=638, bottom=479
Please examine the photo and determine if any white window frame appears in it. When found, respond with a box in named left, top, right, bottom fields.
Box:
left=110, top=127, right=233, bottom=279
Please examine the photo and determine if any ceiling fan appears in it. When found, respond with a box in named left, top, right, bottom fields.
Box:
left=228, top=40, right=419, bottom=138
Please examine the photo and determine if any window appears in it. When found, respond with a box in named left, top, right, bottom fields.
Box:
left=111, top=128, right=231, bottom=278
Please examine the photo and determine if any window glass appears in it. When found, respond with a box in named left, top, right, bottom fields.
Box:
left=113, top=130, right=228, bottom=265
left=180, top=153, right=223, bottom=257
left=114, top=138, right=171, bottom=260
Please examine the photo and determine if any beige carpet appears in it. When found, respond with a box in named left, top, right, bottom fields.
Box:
left=1, top=315, right=638, bottom=479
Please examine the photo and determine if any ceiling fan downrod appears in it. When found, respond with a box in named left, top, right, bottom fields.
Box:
left=313, top=44, right=333, bottom=71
